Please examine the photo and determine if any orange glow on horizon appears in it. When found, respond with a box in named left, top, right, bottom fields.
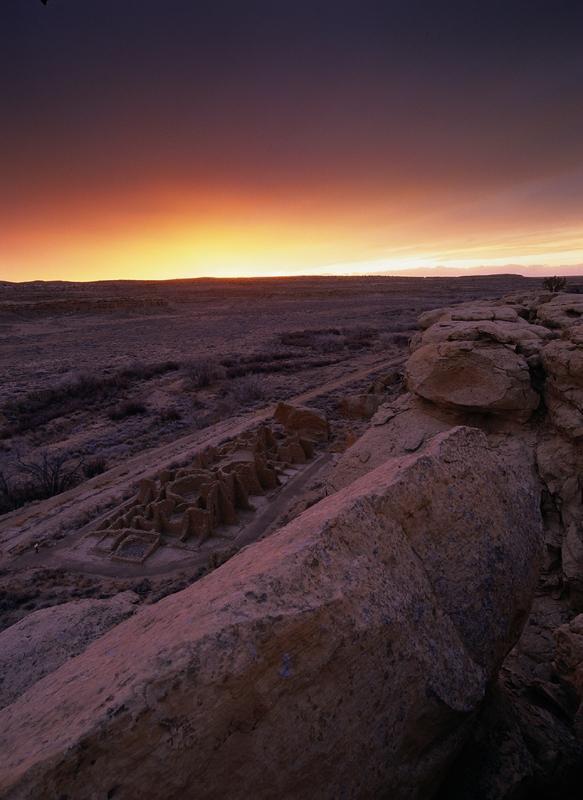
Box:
left=3, top=183, right=583, bottom=282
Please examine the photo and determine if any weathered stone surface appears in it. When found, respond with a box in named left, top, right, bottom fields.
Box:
left=555, top=614, right=583, bottom=696
left=0, top=592, right=138, bottom=710
left=536, top=431, right=583, bottom=604
left=410, top=318, right=553, bottom=355
left=338, top=393, right=383, bottom=419
left=417, top=304, right=521, bottom=330
left=406, top=341, right=540, bottom=419
left=274, top=401, right=329, bottom=440
left=0, top=427, right=541, bottom=800
left=536, top=294, right=583, bottom=329
left=330, top=393, right=460, bottom=490
left=401, top=291, right=583, bottom=797
left=541, top=335, right=583, bottom=439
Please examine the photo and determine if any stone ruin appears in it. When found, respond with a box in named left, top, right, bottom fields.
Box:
left=88, top=423, right=318, bottom=564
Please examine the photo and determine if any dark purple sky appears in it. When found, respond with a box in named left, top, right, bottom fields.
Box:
left=2, top=1, right=583, bottom=279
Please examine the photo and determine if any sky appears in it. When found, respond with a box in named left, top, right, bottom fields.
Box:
left=2, top=0, right=583, bottom=281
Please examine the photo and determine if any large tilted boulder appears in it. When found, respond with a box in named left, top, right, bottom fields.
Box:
left=0, top=427, right=542, bottom=800
left=403, top=292, right=583, bottom=797
left=329, top=393, right=463, bottom=491
left=0, top=592, right=139, bottom=711
left=406, top=341, right=540, bottom=420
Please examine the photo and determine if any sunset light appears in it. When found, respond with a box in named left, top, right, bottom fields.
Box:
left=2, top=5, right=583, bottom=797
left=3, top=3, right=583, bottom=282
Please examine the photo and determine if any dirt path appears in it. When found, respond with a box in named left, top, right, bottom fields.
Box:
left=0, top=352, right=404, bottom=559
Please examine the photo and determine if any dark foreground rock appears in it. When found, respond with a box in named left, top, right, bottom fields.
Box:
left=0, top=427, right=541, bottom=800
left=0, top=591, right=138, bottom=711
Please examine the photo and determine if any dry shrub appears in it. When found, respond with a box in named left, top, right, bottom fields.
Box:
left=221, top=350, right=297, bottom=378
left=83, top=457, right=107, bottom=478
left=108, top=400, right=147, bottom=421
left=229, top=374, right=265, bottom=404
left=0, top=452, right=83, bottom=515
left=542, top=276, right=567, bottom=292
left=279, top=326, right=378, bottom=352
left=3, top=361, right=178, bottom=434
left=185, top=358, right=226, bottom=389
left=312, top=334, right=346, bottom=353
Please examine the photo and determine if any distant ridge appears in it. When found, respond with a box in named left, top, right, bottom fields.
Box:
left=367, top=264, right=583, bottom=279
left=2, top=269, right=583, bottom=288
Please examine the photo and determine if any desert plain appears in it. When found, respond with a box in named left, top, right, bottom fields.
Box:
left=1, top=273, right=583, bottom=799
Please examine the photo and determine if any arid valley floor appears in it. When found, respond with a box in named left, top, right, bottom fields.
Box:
left=1, top=274, right=583, bottom=799
left=0, top=274, right=540, bottom=611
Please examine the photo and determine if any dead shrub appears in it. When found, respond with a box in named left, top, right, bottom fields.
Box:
left=185, top=358, right=226, bottom=389
left=0, top=452, right=83, bottom=515
left=83, top=457, right=108, bottom=478
left=279, top=326, right=378, bottom=352
left=3, top=361, right=178, bottom=434
left=108, top=400, right=147, bottom=421
left=542, top=276, right=567, bottom=292
left=229, top=374, right=265, bottom=404
left=312, top=334, right=346, bottom=353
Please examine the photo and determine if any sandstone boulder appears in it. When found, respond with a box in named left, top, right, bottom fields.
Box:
left=536, top=435, right=583, bottom=604
left=329, top=393, right=461, bottom=490
left=554, top=614, right=583, bottom=755
left=274, top=401, right=329, bottom=440
left=406, top=341, right=540, bottom=419
left=410, top=318, right=553, bottom=355
left=338, top=393, right=383, bottom=419
left=417, top=303, right=523, bottom=331
left=0, top=591, right=138, bottom=710
left=536, top=294, right=583, bottom=329
left=541, top=336, right=583, bottom=439
left=0, top=427, right=541, bottom=800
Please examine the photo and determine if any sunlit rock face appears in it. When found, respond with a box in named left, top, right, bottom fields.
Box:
left=406, top=340, right=539, bottom=419
left=4, top=290, right=583, bottom=799
left=0, top=427, right=541, bottom=800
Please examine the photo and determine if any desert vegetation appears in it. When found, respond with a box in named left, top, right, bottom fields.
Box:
left=2, top=277, right=583, bottom=799
left=0, top=452, right=83, bottom=515
left=0, top=275, right=548, bottom=518
left=2, top=361, right=178, bottom=435
left=543, top=275, right=568, bottom=292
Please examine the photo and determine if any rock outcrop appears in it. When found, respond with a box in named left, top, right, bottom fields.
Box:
left=541, top=331, right=583, bottom=439
left=406, top=340, right=539, bottom=419
left=331, top=291, right=583, bottom=798
left=2, top=289, right=582, bottom=798
left=314, top=291, right=583, bottom=797
left=536, top=294, right=583, bottom=329
left=0, top=592, right=138, bottom=710
left=555, top=613, right=583, bottom=734
left=0, top=427, right=541, bottom=800
left=274, top=401, right=329, bottom=440
left=405, top=301, right=553, bottom=420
